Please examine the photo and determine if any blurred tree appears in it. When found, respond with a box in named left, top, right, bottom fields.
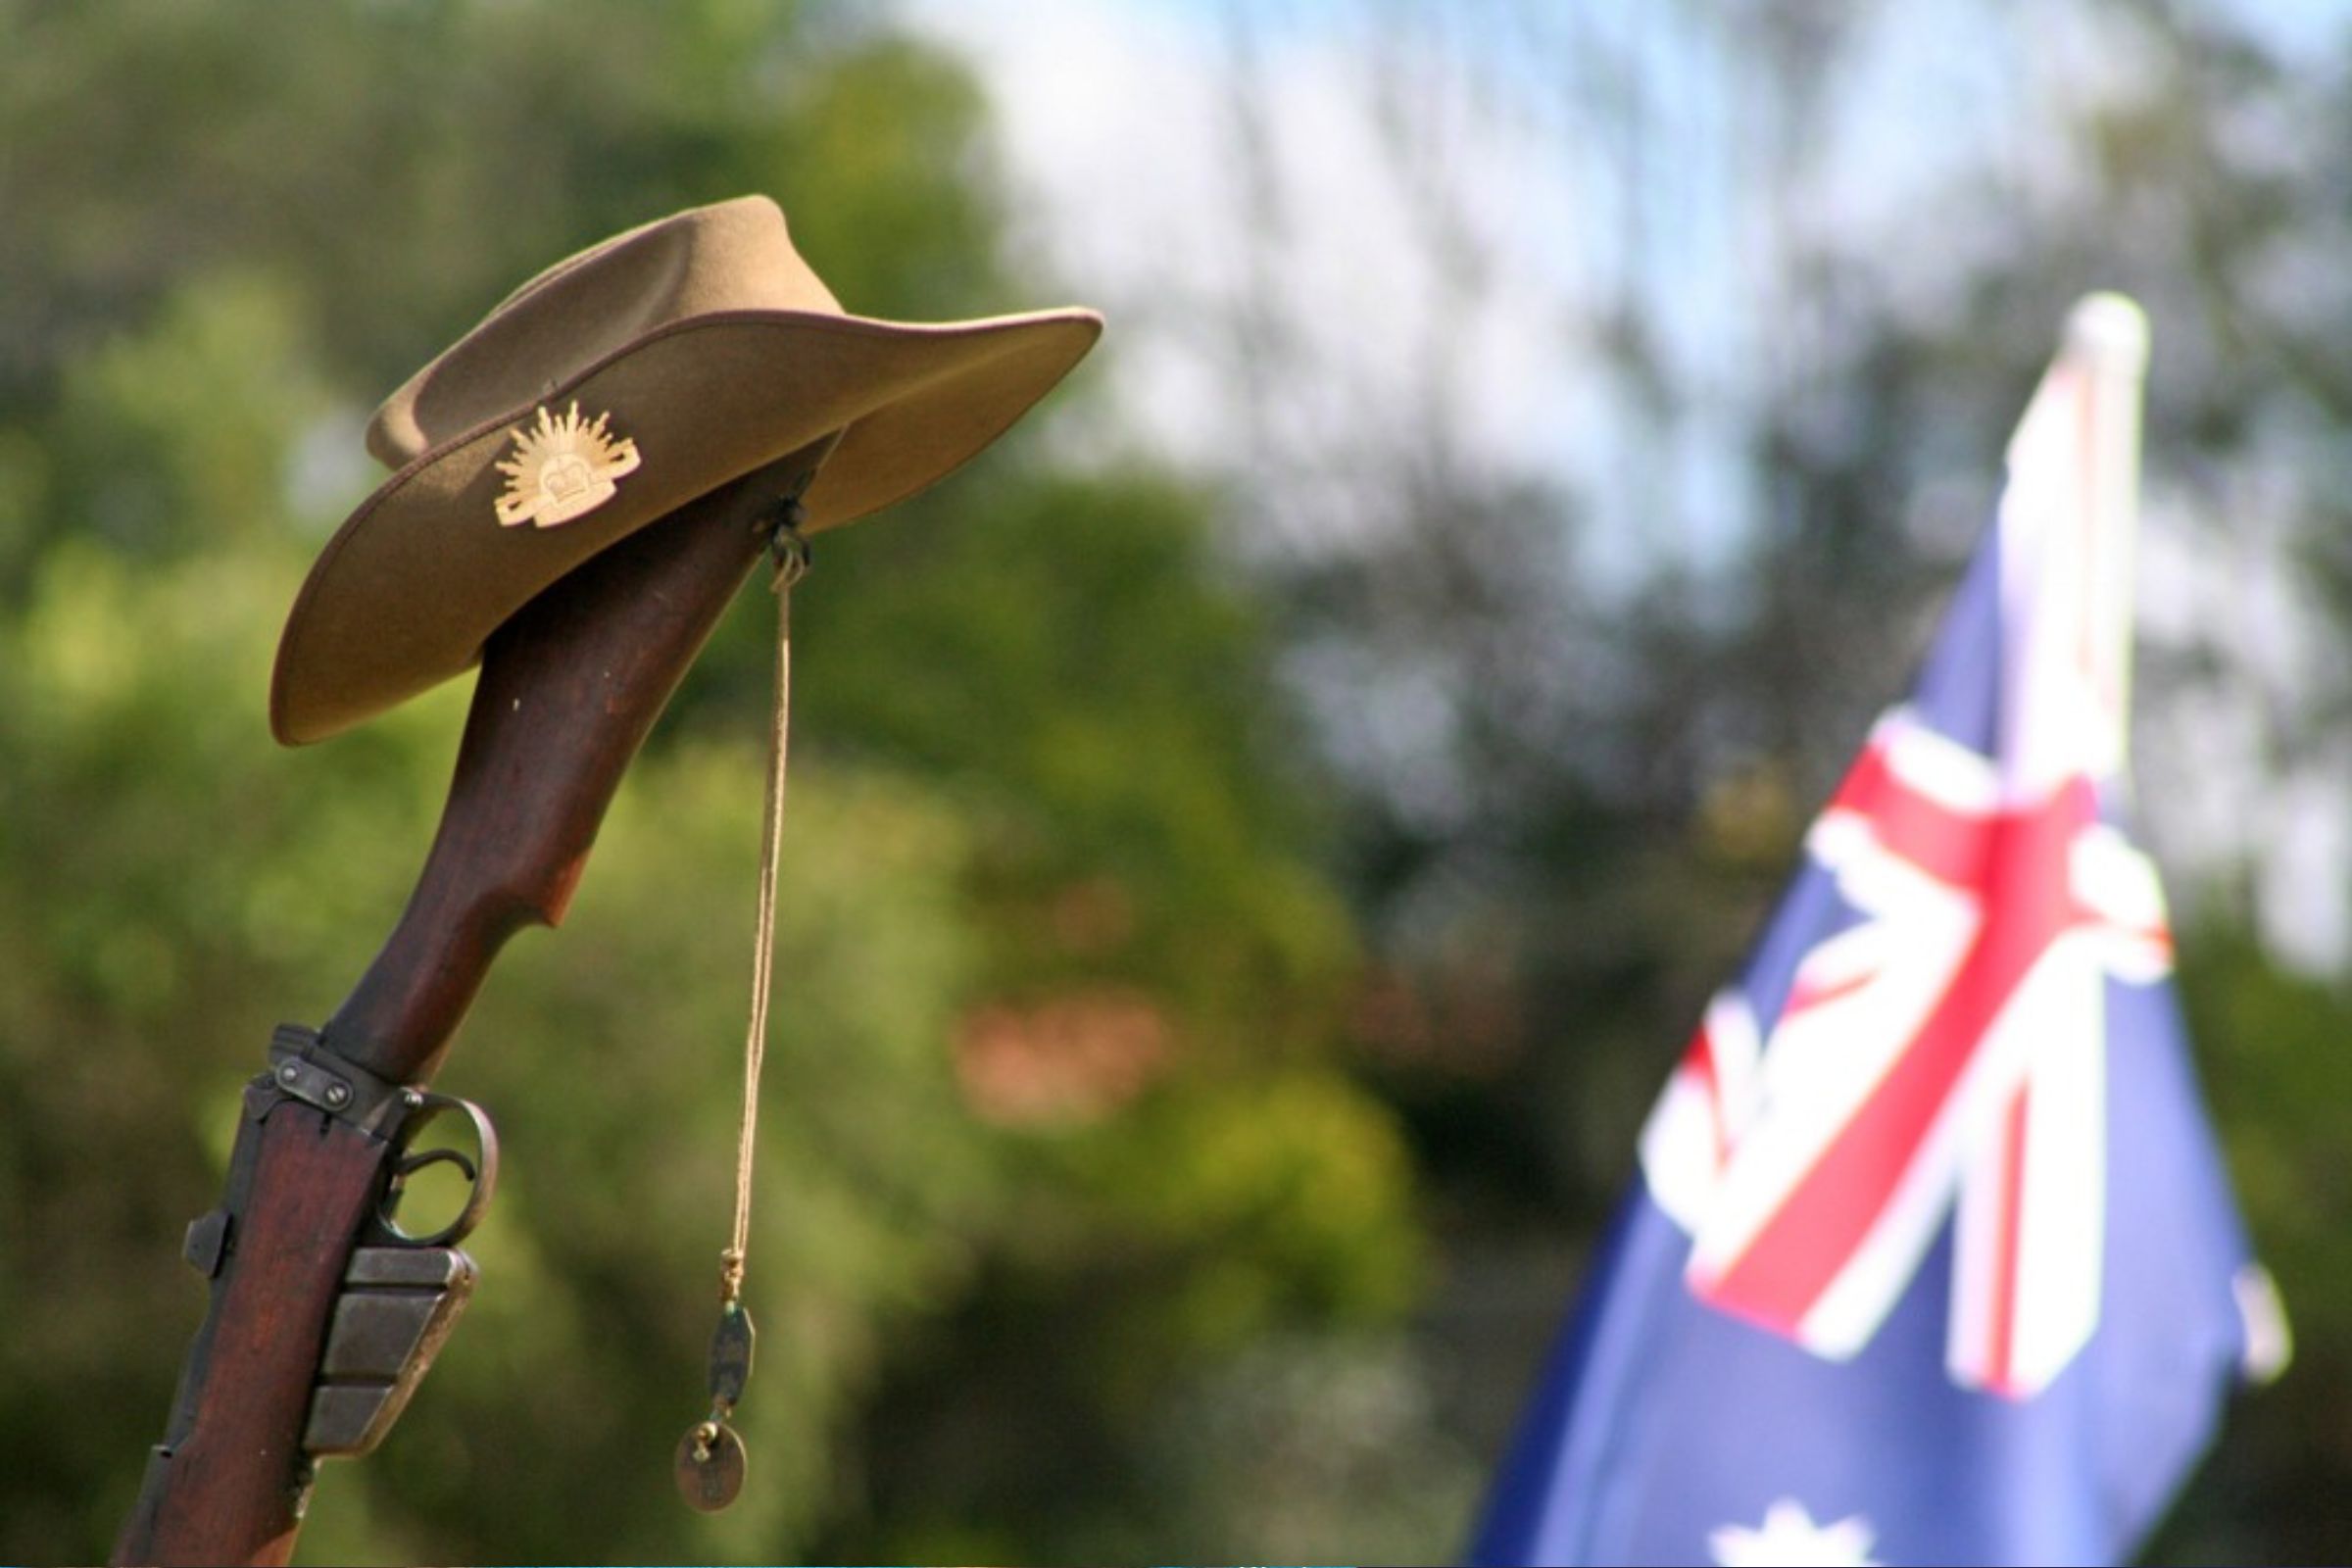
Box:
left=2162, top=921, right=2352, bottom=1565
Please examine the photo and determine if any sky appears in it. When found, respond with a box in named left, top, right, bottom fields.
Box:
left=906, top=0, right=2091, bottom=566
left=903, top=0, right=2352, bottom=968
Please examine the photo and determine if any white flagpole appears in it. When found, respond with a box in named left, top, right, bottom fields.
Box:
left=2062, top=290, right=2151, bottom=783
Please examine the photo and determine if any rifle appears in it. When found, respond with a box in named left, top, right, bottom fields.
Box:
left=114, top=443, right=827, bottom=1567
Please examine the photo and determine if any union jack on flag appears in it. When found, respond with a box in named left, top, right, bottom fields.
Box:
left=1641, top=296, right=2172, bottom=1398
left=1474, top=297, right=2284, bottom=1567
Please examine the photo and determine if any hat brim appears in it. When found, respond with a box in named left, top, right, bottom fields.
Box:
left=270, top=306, right=1102, bottom=745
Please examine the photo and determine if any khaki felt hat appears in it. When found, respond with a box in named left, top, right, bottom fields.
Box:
left=270, top=195, right=1102, bottom=744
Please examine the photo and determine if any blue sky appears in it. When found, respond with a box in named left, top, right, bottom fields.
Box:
left=906, top=0, right=2352, bottom=966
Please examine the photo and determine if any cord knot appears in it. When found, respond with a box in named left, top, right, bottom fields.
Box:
left=718, top=1247, right=747, bottom=1304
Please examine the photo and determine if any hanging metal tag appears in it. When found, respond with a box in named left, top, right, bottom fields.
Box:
left=673, top=1419, right=747, bottom=1512
left=708, top=1301, right=755, bottom=1408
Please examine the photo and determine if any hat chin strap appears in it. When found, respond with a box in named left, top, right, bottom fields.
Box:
left=752, top=426, right=845, bottom=589
left=680, top=426, right=845, bottom=1512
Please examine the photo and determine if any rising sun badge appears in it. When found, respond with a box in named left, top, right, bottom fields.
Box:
left=493, top=402, right=643, bottom=528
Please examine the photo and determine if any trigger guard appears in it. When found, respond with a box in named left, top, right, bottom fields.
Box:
left=393, top=1146, right=478, bottom=1186
left=373, top=1092, right=500, bottom=1249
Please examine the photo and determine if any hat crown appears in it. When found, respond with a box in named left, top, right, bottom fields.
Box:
left=368, top=196, right=842, bottom=467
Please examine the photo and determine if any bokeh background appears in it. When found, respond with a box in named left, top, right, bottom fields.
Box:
left=5, top=1, right=2351, bottom=1562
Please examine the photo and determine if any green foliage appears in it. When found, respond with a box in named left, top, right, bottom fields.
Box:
left=1126, top=1333, right=1488, bottom=1564
left=2154, top=924, right=2352, bottom=1565
left=786, top=465, right=1357, bottom=1041
left=1015, top=1071, right=1423, bottom=1397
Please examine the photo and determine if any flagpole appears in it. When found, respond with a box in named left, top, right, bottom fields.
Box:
left=2061, top=290, right=2150, bottom=784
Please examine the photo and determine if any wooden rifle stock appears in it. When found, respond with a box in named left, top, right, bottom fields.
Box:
left=325, top=456, right=790, bottom=1087
left=116, top=451, right=816, bottom=1567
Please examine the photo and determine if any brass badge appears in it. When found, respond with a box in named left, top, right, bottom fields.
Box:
left=494, top=402, right=643, bottom=528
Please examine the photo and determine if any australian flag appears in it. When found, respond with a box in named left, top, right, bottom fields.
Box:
left=1472, top=297, right=2285, bottom=1568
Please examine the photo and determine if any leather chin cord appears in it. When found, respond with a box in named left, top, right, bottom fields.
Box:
left=677, top=433, right=838, bottom=1513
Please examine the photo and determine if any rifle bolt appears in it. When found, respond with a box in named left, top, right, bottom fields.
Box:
left=401, top=1090, right=423, bottom=1109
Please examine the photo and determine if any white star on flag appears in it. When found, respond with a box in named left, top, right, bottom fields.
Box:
left=1708, top=1498, right=1881, bottom=1567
